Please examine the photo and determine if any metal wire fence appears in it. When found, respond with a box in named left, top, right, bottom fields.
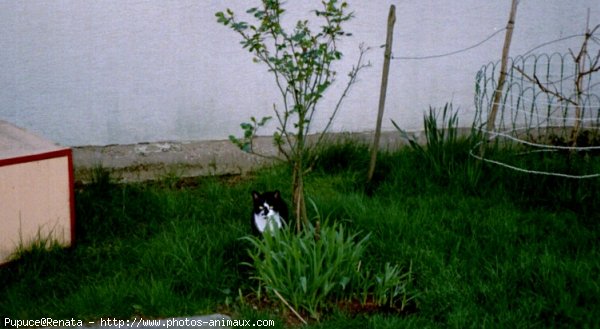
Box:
left=471, top=28, right=600, bottom=178
left=475, top=51, right=600, bottom=145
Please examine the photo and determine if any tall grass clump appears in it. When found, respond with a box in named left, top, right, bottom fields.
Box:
left=394, top=104, right=459, bottom=178
left=243, top=222, right=366, bottom=320
left=393, top=103, right=482, bottom=189
left=241, top=207, right=414, bottom=321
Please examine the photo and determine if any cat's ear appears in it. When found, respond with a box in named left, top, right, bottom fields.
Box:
left=252, top=191, right=260, bottom=200
left=274, top=190, right=281, bottom=199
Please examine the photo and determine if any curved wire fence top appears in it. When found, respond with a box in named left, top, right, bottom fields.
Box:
left=475, top=49, right=600, bottom=141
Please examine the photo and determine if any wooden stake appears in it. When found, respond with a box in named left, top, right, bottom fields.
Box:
left=486, top=0, right=519, bottom=132
left=367, top=4, right=396, bottom=184
left=571, top=8, right=591, bottom=146
left=272, top=288, right=308, bottom=325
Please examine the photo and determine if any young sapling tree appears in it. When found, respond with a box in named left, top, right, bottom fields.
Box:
left=216, top=0, right=369, bottom=230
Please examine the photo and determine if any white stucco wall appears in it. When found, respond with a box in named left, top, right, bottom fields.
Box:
left=0, top=1, right=597, bottom=146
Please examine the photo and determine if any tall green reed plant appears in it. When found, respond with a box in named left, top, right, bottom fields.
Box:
left=394, top=103, right=485, bottom=191
left=242, top=221, right=369, bottom=320
left=241, top=203, right=414, bottom=321
left=394, top=104, right=461, bottom=179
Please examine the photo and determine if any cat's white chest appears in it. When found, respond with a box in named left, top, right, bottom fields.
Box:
left=254, top=210, right=283, bottom=233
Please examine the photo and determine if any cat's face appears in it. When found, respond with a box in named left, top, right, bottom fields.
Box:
left=252, top=190, right=286, bottom=234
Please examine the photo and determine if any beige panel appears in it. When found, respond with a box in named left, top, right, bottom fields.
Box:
left=0, top=156, right=71, bottom=263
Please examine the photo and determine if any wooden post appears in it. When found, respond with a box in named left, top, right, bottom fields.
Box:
left=486, top=0, right=519, bottom=132
left=367, top=4, right=396, bottom=184
left=571, top=9, right=591, bottom=146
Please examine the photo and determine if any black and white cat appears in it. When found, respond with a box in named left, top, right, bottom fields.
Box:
left=251, top=190, right=289, bottom=235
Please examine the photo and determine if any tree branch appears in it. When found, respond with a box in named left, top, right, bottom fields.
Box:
left=514, top=66, right=578, bottom=106
left=315, top=43, right=371, bottom=149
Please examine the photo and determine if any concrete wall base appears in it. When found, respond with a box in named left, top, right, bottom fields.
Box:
left=72, top=131, right=419, bottom=183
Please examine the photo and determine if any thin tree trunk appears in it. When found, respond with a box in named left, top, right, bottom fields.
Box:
left=292, top=113, right=308, bottom=231
left=292, top=158, right=307, bottom=232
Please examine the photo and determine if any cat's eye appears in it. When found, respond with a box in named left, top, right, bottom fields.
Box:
left=259, top=206, right=264, bottom=210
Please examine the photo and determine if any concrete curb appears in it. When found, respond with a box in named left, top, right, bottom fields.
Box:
left=71, top=131, right=414, bottom=183
left=72, top=137, right=277, bottom=183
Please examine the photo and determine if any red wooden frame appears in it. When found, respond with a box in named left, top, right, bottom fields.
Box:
left=0, top=148, right=76, bottom=246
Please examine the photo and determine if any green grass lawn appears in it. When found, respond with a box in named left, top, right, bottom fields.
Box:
left=1, top=141, right=599, bottom=328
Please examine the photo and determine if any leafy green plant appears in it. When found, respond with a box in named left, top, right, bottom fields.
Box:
left=216, top=0, right=370, bottom=229
left=372, top=262, right=414, bottom=310
left=393, top=103, right=479, bottom=185
left=242, top=221, right=369, bottom=320
left=228, top=116, right=272, bottom=153
left=241, top=202, right=414, bottom=321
